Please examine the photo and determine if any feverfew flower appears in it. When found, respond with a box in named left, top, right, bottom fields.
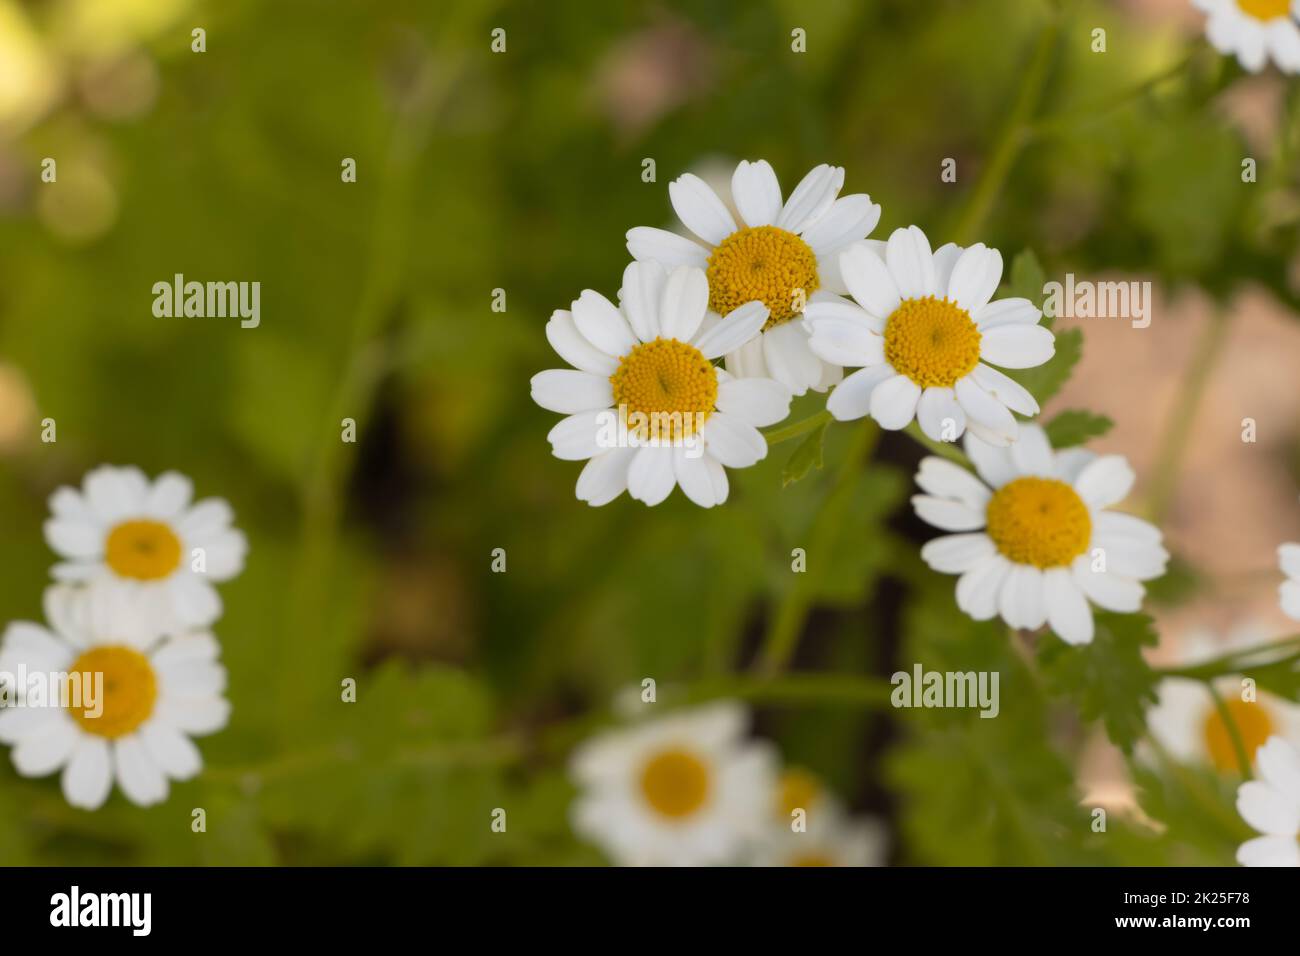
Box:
left=805, top=226, right=1053, bottom=445
left=754, top=766, right=886, bottom=867
left=532, top=262, right=792, bottom=508
left=568, top=701, right=777, bottom=866
left=1236, top=735, right=1300, bottom=866
left=1193, top=0, right=1300, bottom=74
left=43, top=466, right=247, bottom=630
left=913, top=425, right=1168, bottom=644
left=628, top=160, right=881, bottom=396
left=0, top=583, right=230, bottom=810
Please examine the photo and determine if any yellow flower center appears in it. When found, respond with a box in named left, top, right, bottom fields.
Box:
left=610, top=338, right=717, bottom=441
left=1236, top=0, right=1291, bottom=21
left=790, top=853, right=836, bottom=867
left=639, top=748, right=711, bottom=819
left=706, top=225, right=820, bottom=328
left=105, top=519, right=182, bottom=581
left=777, top=767, right=821, bottom=818
left=1203, top=698, right=1275, bottom=774
left=884, top=296, right=982, bottom=389
left=985, top=477, right=1092, bottom=569
left=68, top=645, right=157, bottom=739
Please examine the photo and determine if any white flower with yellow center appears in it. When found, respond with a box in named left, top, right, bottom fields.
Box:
left=627, top=160, right=881, bottom=396
left=912, top=425, right=1168, bottom=644
left=1193, top=0, right=1300, bottom=73
left=0, top=583, right=229, bottom=810
left=1236, top=735, right=1300, bottom=866
left=805, top=226, right=1054, bottom=445
left=1279, top=542, right=1300, bottom=620
left=1148, top=628, right=1300, bottom=774
left=532, top=262, right=792, bottom=508
left=568, top=701, right=777, bottom=866
left=753, top=766, right=886, bottom=867
left=43, top=466, right=246, bottom=630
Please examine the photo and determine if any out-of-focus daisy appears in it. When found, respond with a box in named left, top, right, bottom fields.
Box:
left=1236, top=735, right=1300, bottom=866
left=1193, top=0, right=1300, bottom=74
left=0, top=583, right=229, bottom=810
left=754, top=766, right=886, bottom=867
left=568, top=701, right=776, bottom=866
left=532, top=261, right=792, bottom=508
left=627, top=160, right=880, bottom=396
left=43, top=465, right=246, bottom=630
left=912, top=425, right=1168, bottom=644
left=805, top=226, right=1053, bottom=445
left=1147, top=627, right=1300, bottom=773
left=1279, top=542, right=1300, bottom=620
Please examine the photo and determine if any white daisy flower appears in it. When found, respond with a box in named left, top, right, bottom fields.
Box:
left=804, top=226, right=1054, bottom=446
left=754, top=766, right=886, bottom=867
left=1279, top=541, right=1300, bottom=620
left=1193, top=0, right=1300, bottom=74
left=43, top=465, right=247, bottom=630
left=912, top=424, right=1168, bottom=644
left=0, top=583, right=230, bottom=810
left=531, top=261, right=792, bottom=508
left=1235, top=735, right=1300, bottom=866
left=627, top=159, right=881, bottom=396
left=1147, top=627, right=1300, bottom=773
left=568, top=701, right=777, bottom=866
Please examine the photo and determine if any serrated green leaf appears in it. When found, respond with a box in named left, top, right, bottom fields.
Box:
left=781, top=419, right=829, bottom=487
left=1039, top=613, right=1159, bottom=754
left=1007, top=326, right=1083, bottom=406
left=1043, top=409, right=1114, bottom=448
left=1007, top=249, right=1047, bottom=315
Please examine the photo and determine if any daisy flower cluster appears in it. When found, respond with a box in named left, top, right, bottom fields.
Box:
left=568, top=700, right=883, bottom=867
left=0, top=466, right=245, bottom=810
left=1193, top=0, right=1300, bottom=74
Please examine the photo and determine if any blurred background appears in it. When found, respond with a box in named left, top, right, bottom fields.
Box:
left=1, top=0, right=1299, bottom=864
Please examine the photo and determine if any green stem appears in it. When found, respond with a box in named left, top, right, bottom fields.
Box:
left=904, top=420, right=969, bottom=464
left=1156, top=635, right=1300, bottom=680
left=1144, top=308, right=1230, bottom=524
left=948, top=10, right=1060, bottom=245
left=755, top=421, right=879, bottom=675
left=1206, top=683, right=1253, bottom=779
left=763, top=409, right=832, bottom=446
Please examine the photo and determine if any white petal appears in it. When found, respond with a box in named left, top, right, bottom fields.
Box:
left=826, top=365, right=895, bottom=421
left=800, top=194, right=881, bottom=257
left=620, top=260, right=667, bottom=342
left=547, top=410, right=607, bottom=461
left=885, top=225, right=937, bottom=299
left=979, top=325, right=1055, bottom=369
left=84, top=466, right=148, bottom=523
left=62, top=736, right=114, bottom=809
left=725, top=335, right=767, bottom=380
left=963, top=430, right=1018, bottom=488
left=1282, top=580, right=1300, bottom=621
left=575, top=448, right=635, bottom=506
left=694, top=301, right=768, bottom=358
left=915, top=457, right=990, bottom=510
left=946, top=243, right=1003, bottom=313
left=1, top=621, right=75, bottom=671
left=1073, top=455, right=1135, bottom=508
left=1237, top=834, right=1300, bottom=867
left=572, top=290, right=636, bottom=358
left=177, top=498, right=233, bottom=541
left=659, top=265, right=709, bottom=342
left=916, top=386, right=967, bottom=443
left=530, top=369, right=613, bottom=414
left=44, top=519, right=104, bottom=559
left=1072, top=555, right=1144, bottom=612
left=11, top=712, right=78, bottom=776
left=932, top=242, right=963, bottom=296
left=140, top=720, right=203, bottom=780
left=716, top=377, right=791, bottom=427
left=803, top=294, right=886, bottom=334
left=702, top=414, right=766, bottom=468
left=546, top=310, right=618, bottom=376
left=920, top=533, right=996, bottom=574
left=669, top=173, right=738, bottom=245
left=869, top=374, right=922, bottom=430
left=999, top=564, right=1046, bottom=630
left=911, top=494, right=986, bottom=532
left=970, top=363, right=1039, bottom=417
left=1054, top=447, right=1096, bottom=483
left=1256, top=736, right=1300, bottom=798
left=170, top=575, right=222, bottom=628
left=806, top=316, right=884, bottom=368
left=974, top=297, right=1042, bottom=330
left=954, top=377, right=1017, bottom=444
left=626, top=226, right=710, bottom=267
left=114, top=735, right=169, bottom=806
left=1044, top=568, right=1094, bottom=645
left=840, top=242, right=902, bottom=320
left=1093, top=531, right=1168, bottom=580
left=731, top=159, right=783, bottom=228
left=1237, top=780, right=1300, bottom=836
left=776, top=164, right=843, bottom=233
left=761, top=322, right=825, bottom=396
left=1008, top=423, right=1054, bottom=476
left=144, top=472, right=194, bottom=519
left=1277, top=543, right=1300, bottom=580
left=673, top=446, right=724, bottom=507
left=956, top=555, right=1012, bottom=620
left=626, top=446, right=677, bottom=506
left=155, top=695, right=230, bottom=735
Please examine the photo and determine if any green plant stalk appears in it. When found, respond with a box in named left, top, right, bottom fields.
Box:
left=1156, top=635, right=1300, bottom=680
left=763, top=408, right=832, bottom=446
left=1205, top=683, right=1253, bottom=780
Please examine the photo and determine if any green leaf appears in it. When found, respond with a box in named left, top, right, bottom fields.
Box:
left=1006, top=326, right=1083, bottom=407
left=1143, top=554, right=1201, bottom=608
left=1039, top=613, right=1159, bottom=754
left=781, top=418, right=829, bottom=486
left=1043, top=409, right=1114, bottom=448
left=1007, top=249, right=1047, bottom=317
